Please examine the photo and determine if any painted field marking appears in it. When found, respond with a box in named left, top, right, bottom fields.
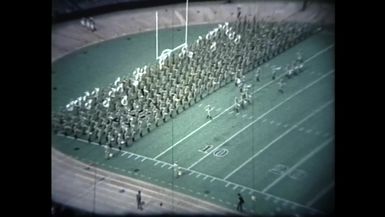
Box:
left=224, top=100, right=334, bottom=180
left=199, top=145, right=213, bottom=153
left=262, top=137, right=334, bottom=193
left=57, top=115, right=327, bottom=215
left=152, top=45, right=334, bottom=161
left=188, top=72, right=334, bottom=171
left=306, top=181, right=334, bottom=206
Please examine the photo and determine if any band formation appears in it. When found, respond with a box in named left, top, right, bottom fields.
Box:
left=53, top=16, right=318, bottom=152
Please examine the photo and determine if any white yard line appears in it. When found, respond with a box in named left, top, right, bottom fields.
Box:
left=224, top=101, right=333, bottom=180
left=153, top=44, right=334, bottom=160
left=304, top=45, right=334, bottom=63
left=54, top=138, right=324, bottom=214
left=262, top=137, right=334, bottom=193
left=187, top=71, right=334, bottom=170
left=55, top=63, right=333, bottom=215
left=306, top=181, right=335, bottom=207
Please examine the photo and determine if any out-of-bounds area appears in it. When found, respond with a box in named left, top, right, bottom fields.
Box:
left=52, top=20, right=334, bottom=215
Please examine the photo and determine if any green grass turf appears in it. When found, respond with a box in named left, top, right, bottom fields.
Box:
left=52, top=24, right=335, bottom=215
left=52, top=24, right=218, bottom=111
left=312, top=184, right=335, bottom=212
left=265, top=139, right=334, bottom=204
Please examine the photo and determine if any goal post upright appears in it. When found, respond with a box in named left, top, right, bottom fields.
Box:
left=185, top=0, right=189, bottom=46
left=155, top=0, right=189, bottom=61
left=156, top=10, right=159, bottom=59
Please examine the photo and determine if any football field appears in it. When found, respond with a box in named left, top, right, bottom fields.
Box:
left=52, top=24, right=335, bottom=216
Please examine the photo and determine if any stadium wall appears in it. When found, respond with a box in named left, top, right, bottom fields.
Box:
left=52, top=0, right=334, bottom=61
